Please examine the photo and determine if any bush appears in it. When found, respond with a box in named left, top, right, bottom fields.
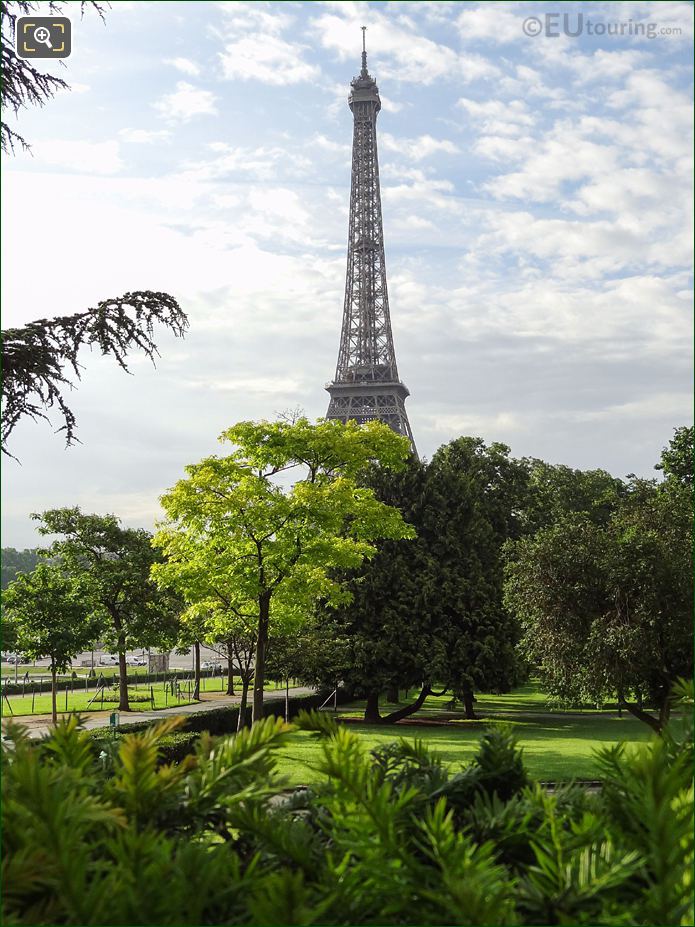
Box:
left=85, top=691, right=341, bottom=763
left=3, top=704, right=692, bottom=925
left=88, top=728, right=199, bottom=767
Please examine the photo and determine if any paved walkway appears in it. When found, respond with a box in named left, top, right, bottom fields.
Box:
left=4, top=687, right=316, bottom=740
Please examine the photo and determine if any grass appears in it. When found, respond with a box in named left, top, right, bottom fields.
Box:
left=274, top=681, right=657, bottom=785
left=2, top=678, right=295, bottom=717
left=276, top=714, right=652, bottom=785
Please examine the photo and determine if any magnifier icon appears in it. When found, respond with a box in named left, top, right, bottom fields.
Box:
left=34, top=25, right=53, bottom=48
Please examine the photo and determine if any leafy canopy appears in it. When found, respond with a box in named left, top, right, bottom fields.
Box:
left=3, top=564, right=99, bottom=671
left=504, top=428, right=693, bottom=730
left=152, top=417, right=415, bottom=642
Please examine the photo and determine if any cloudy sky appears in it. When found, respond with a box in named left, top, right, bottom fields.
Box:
left=2, top=0, right=693, bottom=547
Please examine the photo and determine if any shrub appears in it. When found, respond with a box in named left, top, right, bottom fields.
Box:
left=84, top=691, right=341, bottom=764
left=3, top=704, right=692, bottom=925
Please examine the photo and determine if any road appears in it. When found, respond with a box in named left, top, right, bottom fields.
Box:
left=2, top=644, right=229, bottom=672
left=5, top=686, right=316, bottom=740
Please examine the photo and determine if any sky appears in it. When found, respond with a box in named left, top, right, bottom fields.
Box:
left=2, top=0, right=693, bottom=548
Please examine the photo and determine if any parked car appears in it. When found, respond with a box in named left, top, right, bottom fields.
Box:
left=99, top=655, right=119, bottom=666
left=126, top=656, right=147, bottom=666
left=202, top=660, right=222, bottom=670
left=6, top=654, right=30, bottom=665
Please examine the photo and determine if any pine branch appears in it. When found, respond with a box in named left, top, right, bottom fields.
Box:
left=2, top=291, right=189, bottom=455
left=1, top=1, right=108, bottom=152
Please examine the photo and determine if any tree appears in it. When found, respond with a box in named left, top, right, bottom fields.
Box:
left=519, top=458, right=625, bottom=534
left=1, top=1, right=106, bottom=153
left=504, top=430, right=693, bottom=733
left=152, top=417, right=415, bottom=723
left=306, top=439, right=529, bottom=723
left=1, top=547, right=42, bottom=589
left=220, top=631, right=256, bottom=729
left=174, top=606, right=211, bottom=702
left=2, top=4, right=188, bottom=458
left=424, top=438, right=529, bottom=717
left=655, top=425, right=693, bottom=488
left=34, top=508, right=182, bottom=712
left=2, top=292, right=188, bottom=456
left=3, top=564, right=99, bottom=722
left=303, top=458, right=441, bottom=722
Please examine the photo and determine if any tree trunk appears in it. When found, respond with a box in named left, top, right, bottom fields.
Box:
left=117, top=635, right=129, bottom=712
left=51, top=661, right=58, bottom=726
left=226, top=637, right=235, bottom=695
left=364, top=690, right=381, bottom=723
left=381, top=684, right=431, bottom=724
left=193, top=641, right=201, bottom=700
left=658, top=694, right=672, bottom=731
left=251, top=594, right=270, bottom=724
left=623, top=700, right=662, bottom=734
left=285, top=677, right=290, bottom=722
left=237, top=676, right=251, bottom=732
left=462, top=685, right=476, bottom=720
left=386, top=686, right=399, bottom=703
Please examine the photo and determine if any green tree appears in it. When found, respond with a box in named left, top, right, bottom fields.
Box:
left=3, top=564, right=99, bottom=722
left=519, top=459, right=625, bottom=533
left=1, top=548, right=43, bottom=590
left=303, top=458, right=439, bottom=722
left=152, top=417, right=415, bottom=722
left=307, top=439, right=529, bottom=722
left=505, top=430, right=693, bottom=733
left=173, top=606, right=212, bottom=702
left=425, top=438, right=529, bottom=717
left=34, top=508, right=181, bottom=712
left=655, top=425, right=693, bottom=487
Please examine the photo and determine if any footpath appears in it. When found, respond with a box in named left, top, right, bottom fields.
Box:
left=3, top=686, right=316, bottom=740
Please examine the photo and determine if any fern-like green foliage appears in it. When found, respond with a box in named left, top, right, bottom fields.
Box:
left=2, top=709, right=692, bottom=925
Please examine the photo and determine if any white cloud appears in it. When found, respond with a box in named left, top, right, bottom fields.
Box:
left=457, top=97, right=535, bottom=136
left=153, top=81, right=218, bottom=123
left=164, top=57, right=201, bottom=77
left=217, top=1, right=295, bottom=36
left=219, top=34, right=320, bottom=85
left=30, top=139, right=123, bottom=175
left=381, top=133, right=460, bottom=161
left=456, top=5, right=527, bottom=43
left=179, top=143, right=311, bottom=183
left=57, top=81, right=90, bottom=94
left=311, top=10, right=499, bottom=85
left=118, top=127, right=171, bottom=144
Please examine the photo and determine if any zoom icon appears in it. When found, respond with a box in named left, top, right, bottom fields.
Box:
left=16, top=17, right=71, bottom=59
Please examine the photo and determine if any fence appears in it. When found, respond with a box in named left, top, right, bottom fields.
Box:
left=1, top=665, right=229, bottom=698
left=1, top=671, right=302, bottom=716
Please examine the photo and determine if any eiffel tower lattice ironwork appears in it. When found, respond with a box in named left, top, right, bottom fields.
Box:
left=325, top=29, right=416, bottom=455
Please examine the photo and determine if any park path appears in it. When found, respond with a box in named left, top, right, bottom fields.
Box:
left=4, top=686, right=316, bottom=740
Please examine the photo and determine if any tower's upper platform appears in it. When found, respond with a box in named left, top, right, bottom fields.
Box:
left=349, top=31, right=381, bottom=110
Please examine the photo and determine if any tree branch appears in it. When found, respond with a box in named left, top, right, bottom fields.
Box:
left=2, top=290, right=188, bottom=456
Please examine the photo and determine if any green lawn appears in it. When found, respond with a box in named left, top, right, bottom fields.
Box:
left=2, top=681, right=197, bottom=715
left=276, top=713, right=653, bottom=785
left=274, top=681, right=658, bottom=785
left=2, top=678, right=293, bottom=717
left=336, top=683, right=627, bottom=719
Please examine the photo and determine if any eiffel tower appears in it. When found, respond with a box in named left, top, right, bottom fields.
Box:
left=325, top=29, right=416, bottom=455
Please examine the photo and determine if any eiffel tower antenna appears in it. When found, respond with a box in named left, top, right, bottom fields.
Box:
left=325, top=32, right=417, bottom=455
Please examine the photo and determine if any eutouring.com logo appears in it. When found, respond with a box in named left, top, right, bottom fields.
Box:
left=522, top=13, right=682, bottom=39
